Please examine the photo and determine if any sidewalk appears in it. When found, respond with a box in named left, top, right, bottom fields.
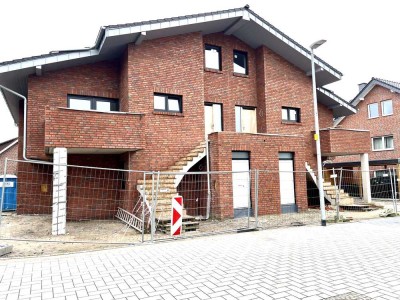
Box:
left=1, top=218, right=400, bottom=300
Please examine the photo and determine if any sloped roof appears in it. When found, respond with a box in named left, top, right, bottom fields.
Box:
left=334, top=77, right=400, bottom=126
left=317, top=87, right=357, bottom=118
left=0, top=137, right=18, bottom=155
left=0, top=5, right=343, bottom=122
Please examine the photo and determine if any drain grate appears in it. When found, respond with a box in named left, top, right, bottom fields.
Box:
left=325, top=292, right=372, bottom=300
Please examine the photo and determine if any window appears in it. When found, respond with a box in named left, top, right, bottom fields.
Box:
left=368, top=103, right=379, bottom=118
left=235, top=106, right=257, bottom=133
left=67, top=95, right=119, bottom=112
left=372, top=136, right=394, bottom=151
left=205, top=44, right=221, bottom=70
left=154, top=93, right=182, bottom=113
left=282, top=107, right=300, bottom=122
left=381, top=100, right=393, bottom=116
left=233, top=50, right=248, bottom=75
left=204, top=103, right=222, bottom=135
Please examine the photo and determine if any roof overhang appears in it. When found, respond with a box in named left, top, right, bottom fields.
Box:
left=0, top=6, right=343, bottom=123
left=317, top=87, right=356, bottom=118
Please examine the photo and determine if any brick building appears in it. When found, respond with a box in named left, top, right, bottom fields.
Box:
left=0, top=6, right=370, bottom=220
left=333, top=78, right=400, bottom=177
left=0, top=138, right=18, bottom=175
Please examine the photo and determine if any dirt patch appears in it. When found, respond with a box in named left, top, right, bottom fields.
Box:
left=0, top=213, right=146, bottom=258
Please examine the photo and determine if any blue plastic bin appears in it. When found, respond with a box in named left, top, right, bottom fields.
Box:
left=0, top=175, right=17, bottom=211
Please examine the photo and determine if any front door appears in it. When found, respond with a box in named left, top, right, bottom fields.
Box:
left=279, top=153, right=297, bottom=213
left=232, top=152, right=250, bottom=217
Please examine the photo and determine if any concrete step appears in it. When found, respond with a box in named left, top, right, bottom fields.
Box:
left=169, top=165, right=183, bottom=171
left=138, top=183, right=176, bottom=191
left=137, top=178, right=175, bottom=185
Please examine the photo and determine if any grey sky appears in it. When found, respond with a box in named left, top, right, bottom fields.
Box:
left=1, top=0, right=399, bottom=142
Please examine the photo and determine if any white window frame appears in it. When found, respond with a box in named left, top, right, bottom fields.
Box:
left=381, top=100, right=393, bottom=116
left=367, top=103, right=379, bottom=119
left=372, top=135, right=394, bottom=151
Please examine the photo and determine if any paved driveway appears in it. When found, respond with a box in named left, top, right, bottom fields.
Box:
left=1, top=218, right=400, bottom=300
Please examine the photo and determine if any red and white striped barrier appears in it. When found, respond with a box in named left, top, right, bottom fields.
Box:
left=171, top=196, right=183, bottom=236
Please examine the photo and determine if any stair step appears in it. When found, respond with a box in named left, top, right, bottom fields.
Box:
left=169, top=166, right=183, bottom=171
left=137, top=179, right=175, bottom=185
left=139, top=184, right=176, bottom=191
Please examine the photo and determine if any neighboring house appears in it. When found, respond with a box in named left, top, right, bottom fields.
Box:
left=0, top=6, right=370, bottom=220
left=333, top=78, right=400, bottom=176
left=0, top=138, right=18, bottom=175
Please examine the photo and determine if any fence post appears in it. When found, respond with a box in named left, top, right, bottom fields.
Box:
left=389, top=168, right=397, bottom=214
left=254, top=169, right=259, bottom=229
left=337, top=168, right=343, bottom=222
left=151, top=171, right=160, bottom=242
left=0, top=158, right=8, bottom=226
left=142, top=172, right=146, bottom=243
left=394, top=167, right=398, bottom=214
left=247, top=170, right=252, bottom=229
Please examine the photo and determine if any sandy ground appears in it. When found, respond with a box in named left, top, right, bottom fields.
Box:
left=0, top=201, right=398, bottom=258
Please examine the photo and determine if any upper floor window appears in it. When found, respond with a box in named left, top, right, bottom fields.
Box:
left=233, top=50, right=248, bottom=75
left=368, top=103, right=379, bottom=118
left=282, top=107, right=300, bottom=123
left=372, top=135, right=394, bottom=151
left=154, top=93, right=182, bottom=113
left=235, top=106, right=257, bottom=133
left=205, top=44, right=221, bottom=70
left=381, top=100, right=393, bottom=116
left=67, top=95, right=119, bottom=112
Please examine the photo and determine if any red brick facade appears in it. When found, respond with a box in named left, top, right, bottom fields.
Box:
left=16, top=31, right=360, bottom=219
left=337, top=85, right=400, bottom=163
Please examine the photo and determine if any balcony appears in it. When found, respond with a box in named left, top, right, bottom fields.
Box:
left=45, top=107, right=145, bottom=154
left=318, top=128, right=370, bottom=156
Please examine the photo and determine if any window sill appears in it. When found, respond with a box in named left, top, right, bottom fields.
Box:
left=204, top=68, right=223, bottom=74
left=59, top=107, right=144, bottom=116
left=382, top=113, right=393, bottom=117
left=368, top=116, right=379, bottom=119
left=233, top=72, right=249, bottom=78
left=372, top=148, right=394, bottom=152
left=153, top=111, right=184, bottom=117
left=281, top=121, right=302, bottom=126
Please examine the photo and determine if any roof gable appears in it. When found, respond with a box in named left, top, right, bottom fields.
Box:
left=0, top=6, right=343, bottom=122
left=334, top=77, right=400, bottom=126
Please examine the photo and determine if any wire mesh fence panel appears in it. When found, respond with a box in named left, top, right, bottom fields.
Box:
left=145, top=170, right=257, bottom=242
left=322, top=168, right=399, bottom=223
left=0, top=159, right=151, bottom=257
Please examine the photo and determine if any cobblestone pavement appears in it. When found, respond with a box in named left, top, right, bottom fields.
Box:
left=1, top=217, right=400, bottom=300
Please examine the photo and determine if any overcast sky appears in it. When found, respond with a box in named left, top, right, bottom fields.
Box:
left=1, top=0, right=399, bottom=142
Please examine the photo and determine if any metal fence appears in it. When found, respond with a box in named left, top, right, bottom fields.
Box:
left=323, top=168, right=399, bottom=222
left=0, top=159, right=399, bottom=257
